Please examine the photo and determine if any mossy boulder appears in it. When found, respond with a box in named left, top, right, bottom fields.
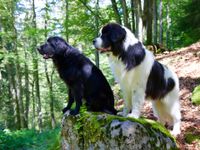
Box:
left=191, top=85, right=200, bottom=105
left=61, top=111, right=177, bottom=150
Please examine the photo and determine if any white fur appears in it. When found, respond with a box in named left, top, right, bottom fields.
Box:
left=122, top=26, right=139, bottom=50
left=95, top=24, right=181, bottom=136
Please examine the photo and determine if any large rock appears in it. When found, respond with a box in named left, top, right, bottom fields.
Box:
left=61, top=111, right=177, bottom=150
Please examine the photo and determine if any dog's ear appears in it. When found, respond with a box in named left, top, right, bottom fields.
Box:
left=110, top=27, right=126, bottom=43
left=48, top=37, right=67, bottom=53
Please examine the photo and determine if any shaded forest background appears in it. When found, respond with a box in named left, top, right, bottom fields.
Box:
left=0, top=0, right=199, bottom=149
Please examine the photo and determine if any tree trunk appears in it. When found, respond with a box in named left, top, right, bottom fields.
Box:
left=135, top=0, right=144, bottom=41
left=5, top=64, right=21, bottom=129
left=45, top=62, right=56, bottom=129
left=65, top=0, right=69, bottom=42
left=31, top=82, right=36, bottom=129
left=144, top=0, right=153, bottom=45
left=24, top=42, right=30, bottom=129
left=153, top=0, right=157, bottom=44
left=158, top=0, right=163, bottom=44
left=166, top=0, right=171, bottom=49
left=120, top=0, right=130, bottom=28
left=95, top=0, right=99, bottom=68
left=111, top=0, right=122, bottom=24
left=44, top=0, right=56, bottom=129
left=130, top=0, right=135, bottom=33
left=32, top=0, right=42, bottom=132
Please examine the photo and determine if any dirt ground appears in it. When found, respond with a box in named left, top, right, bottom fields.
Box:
left=141, top=42, right=200, bottom=150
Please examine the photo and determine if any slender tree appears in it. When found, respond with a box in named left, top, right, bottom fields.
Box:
left=120, top=0, right=130, bottom=28
left=65, top=0, right=69, bottom=42
left=43, top=0, right=56, bottom=129
left=130, top=0, right=135, bottom=32
left=94, top=0, right=100, bottom=68
left=166, top=0, right=171, bottom=49
left=153, top=0, right=157, bottom=44
left=158, top=0, right=163, bottom=44
left=111, top=0, right=122, bottom=24
left=31, top=0, right=42, bottom=132
left=144, top=0, right=153, bottom=44
left=135, top=0, right=144, bottom=41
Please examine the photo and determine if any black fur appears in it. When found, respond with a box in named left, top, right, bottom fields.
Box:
left=145, top=61, right=175, bottom=100
left=119, top=42, right=146, bottom=70
left=100, top=23, right=126, bottom=56
left=37, top=36, right=117, bottom=115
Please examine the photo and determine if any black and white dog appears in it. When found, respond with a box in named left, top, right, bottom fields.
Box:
left=93, top=23, right=181, bottom=135
left=37, top=36, right=117, bottom=116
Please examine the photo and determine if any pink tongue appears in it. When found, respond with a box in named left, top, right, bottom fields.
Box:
left=99, top=47, right=111, bottom=52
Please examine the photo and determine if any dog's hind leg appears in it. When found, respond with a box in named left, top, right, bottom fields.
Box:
left=164, top=90, right=181, bottom=136
left=152, top=94, right=181, bottom=136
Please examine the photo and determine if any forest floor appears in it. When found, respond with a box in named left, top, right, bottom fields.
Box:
left=141, top=42, right=200, bottom=150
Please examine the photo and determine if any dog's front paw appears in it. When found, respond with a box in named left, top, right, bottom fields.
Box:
left=62, top=107, right=70, bottom=114
left=117, top=111, right=126, bottom=117
left=170, top=129, right=181, bottom=137
left=127, top=112, right=139, bottom=119
left=117, top=108, right=129, bottom=116
left=70, top=109, right=79, bottom=116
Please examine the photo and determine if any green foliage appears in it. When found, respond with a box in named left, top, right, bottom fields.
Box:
left=184, top=127, right=200, bottom=144
left=0, top=128, right=61, bottom=150
left=191, top=85, right=200, bottom=105
left=185, top=133, right=200, bottom=144
left=73, top=106, right=103, bottom=143
left=171, top=0, right=200, bottom=47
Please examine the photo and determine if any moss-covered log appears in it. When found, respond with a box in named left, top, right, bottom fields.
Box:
left=61, top=111, right=177, bottom=150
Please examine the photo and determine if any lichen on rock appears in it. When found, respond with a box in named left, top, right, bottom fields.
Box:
left=61, top=110, right=177, bottom=150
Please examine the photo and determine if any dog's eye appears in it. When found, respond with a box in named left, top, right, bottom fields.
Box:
left=48, top=42, right=56, bottom=49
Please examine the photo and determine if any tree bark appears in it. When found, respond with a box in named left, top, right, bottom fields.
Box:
left=158, top=0, right=163, bottom=44
left=65, top=0, right=69, bottom=42
left=130, top=0, right=135, bottom=32
left=135, top=0, right=144, bottom=41
left=44, top=0, right=56, bottom=129
left=144, top=0, right=153, bottom=44
left=24, top=41, right=30, bottom=129
left=120, top=0, right=130, bottom=28
left=153, top=0, right=157, bottom=44
left=95, top=0, right=99, bottom=68
left=166, top=0, right=171, bottom=49
left=32, top=0, right=42, bottom=132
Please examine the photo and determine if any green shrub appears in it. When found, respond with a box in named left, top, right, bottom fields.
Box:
left=0, top=128, right=61, bottom=150
left=191, top=85, right=200, bottom=105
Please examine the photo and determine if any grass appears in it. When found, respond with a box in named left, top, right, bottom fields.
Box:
left=0, top=128, right=61, bottom=150
left=191, top=85, right=200, bottom=105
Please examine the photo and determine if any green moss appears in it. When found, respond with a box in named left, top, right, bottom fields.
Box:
left=71, top=106, right=177, bottom=149
left=106, top=115, right=175, bottom=142
left=185, top=133, right=200, bottom=144
left=191, top=85, right=200, bottom=105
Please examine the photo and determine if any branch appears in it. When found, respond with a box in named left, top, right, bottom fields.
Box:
left=78, top=0, right=104, bottom=23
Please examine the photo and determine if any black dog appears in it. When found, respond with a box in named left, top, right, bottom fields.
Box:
left=37, top=36, right=117, bottom=115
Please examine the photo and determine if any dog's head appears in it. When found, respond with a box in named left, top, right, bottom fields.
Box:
left=93, top=23, right=126, bottom=55
left=37, top=36, right=68, bottom=59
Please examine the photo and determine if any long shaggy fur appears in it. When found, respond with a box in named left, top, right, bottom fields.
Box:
left=93, top=23, right=181, bottom=135
left=38, top=36, right=117, bottom=115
